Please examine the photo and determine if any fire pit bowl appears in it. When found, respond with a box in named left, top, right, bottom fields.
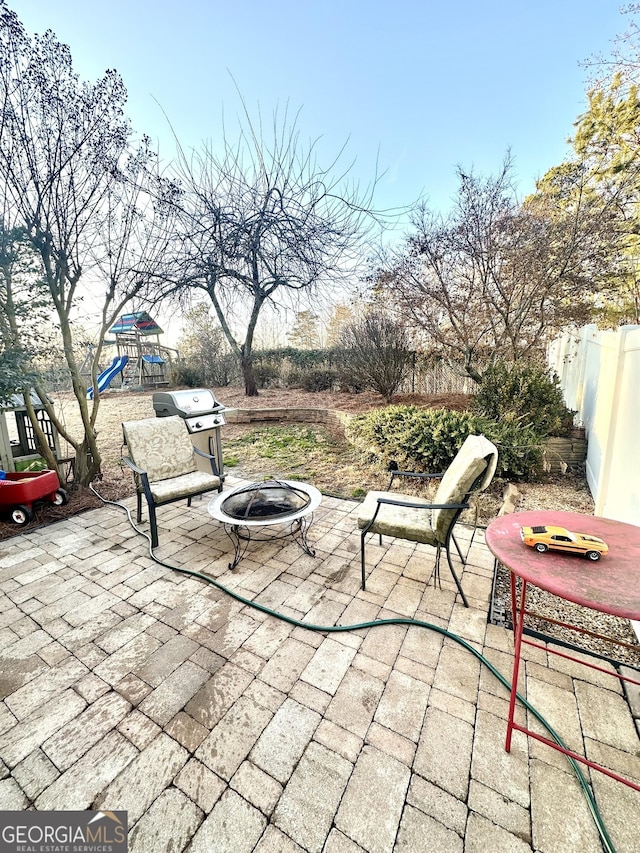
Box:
left=221, top=480, right=311, bottom=521
left=209, top=479, right=322, bottom=569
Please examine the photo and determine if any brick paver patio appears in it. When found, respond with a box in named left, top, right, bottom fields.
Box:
left=0, top=481, right=639, bottom=852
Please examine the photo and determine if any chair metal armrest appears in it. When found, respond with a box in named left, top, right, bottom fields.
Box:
left=375, top=496, right=470, bottom=511
left=122, top=455, right=147, bottom=478
left=122, top=455, right=153, bottom=504
left=388, top=470, right=444, bottom=489
left=193, top=446, right=221, bottom=477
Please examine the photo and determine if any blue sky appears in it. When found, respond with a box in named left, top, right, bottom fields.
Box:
left=8, top=0, right=626, bottom=220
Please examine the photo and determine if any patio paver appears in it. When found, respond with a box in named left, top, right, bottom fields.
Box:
left=0, top=482, right=639, bottom=851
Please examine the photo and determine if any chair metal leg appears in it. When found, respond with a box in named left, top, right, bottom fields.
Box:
left=433, top=545, right=442, bottom=589
left=445, top=542, right=469, bottom=607
left=452, top=519, right=479, bottom=567
left=361, top=530, right=367, bottom=590
left=148, top=503, right=159, bottom=549
left=136, top=492, right=142, bottom=523
left=452, top=533, right=465, bottom=564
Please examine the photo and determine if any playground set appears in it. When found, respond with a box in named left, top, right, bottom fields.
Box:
left=86, top=311, right=179, bottom=398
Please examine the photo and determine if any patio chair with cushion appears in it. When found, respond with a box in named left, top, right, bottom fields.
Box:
left=358, top=433, right=498, bottom=607
left=122, top=416, right=223, bottom=548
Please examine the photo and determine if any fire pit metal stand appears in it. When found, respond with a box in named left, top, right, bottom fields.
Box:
left=209, top=480, right=322, bottom=569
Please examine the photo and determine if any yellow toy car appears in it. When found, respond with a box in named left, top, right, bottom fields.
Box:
left=520, top=525, right=608, bottom=561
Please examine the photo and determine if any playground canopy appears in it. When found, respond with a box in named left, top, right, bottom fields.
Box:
left=109, top=312, right=163, bottom=336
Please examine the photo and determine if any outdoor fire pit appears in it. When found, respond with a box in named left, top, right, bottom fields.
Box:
left=209, top=479, right=322, bottom=569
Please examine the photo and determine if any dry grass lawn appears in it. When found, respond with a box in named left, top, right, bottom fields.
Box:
left=50, top=385, right=594, bottom=513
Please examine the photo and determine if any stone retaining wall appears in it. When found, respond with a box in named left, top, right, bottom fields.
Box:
left=543, top=437, right=587, bottom=474
left=224, top=407, right=353, bottom=433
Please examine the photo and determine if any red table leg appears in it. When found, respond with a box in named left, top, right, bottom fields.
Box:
left=506, top=573, right=527, bottom=752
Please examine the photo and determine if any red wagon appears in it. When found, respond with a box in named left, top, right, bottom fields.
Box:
left=0, top=469, right=68, bottom=525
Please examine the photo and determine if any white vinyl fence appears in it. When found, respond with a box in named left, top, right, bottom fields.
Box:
left=548, top=324, right=640, bottom=526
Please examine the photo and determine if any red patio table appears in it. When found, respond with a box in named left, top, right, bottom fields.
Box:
left=485, top=510, right=640, bottom=791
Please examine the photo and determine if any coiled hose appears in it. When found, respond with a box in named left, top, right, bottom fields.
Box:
left=91, top=487, right=617, bottom=853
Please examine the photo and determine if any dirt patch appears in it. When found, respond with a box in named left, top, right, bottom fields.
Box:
left=42, top=386, right=476, bottom=506
left=218, top=387, right=472, bottom=414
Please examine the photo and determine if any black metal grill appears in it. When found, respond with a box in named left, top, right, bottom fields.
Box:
left=152, top=389, right=226, bottom=433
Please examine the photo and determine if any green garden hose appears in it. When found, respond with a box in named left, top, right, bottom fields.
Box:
left=92, top=487, right=618, bottom=853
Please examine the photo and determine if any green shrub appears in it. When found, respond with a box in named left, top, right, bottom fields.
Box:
left=346, top=405, right=544, bottom=481
left=299, top=367, right=339, bottom=392
left=472, top=362, right=575, bottom=437
left=285, top=368, right=303, bottom=388
left=169, top=363, right=204, bottom=387
left=253, top=362, right=281, bottom=388
left=346, top=406, right=485, bottom=471
left=485, top=421, right=544, bottom=479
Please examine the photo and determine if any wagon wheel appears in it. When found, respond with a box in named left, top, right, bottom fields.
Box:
left=52, top=488, right=69, bottom=506
left=11, top=505, right=33, bottom=526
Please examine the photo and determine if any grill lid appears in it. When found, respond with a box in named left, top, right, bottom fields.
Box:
left=153, top=389, right=223, bottom=418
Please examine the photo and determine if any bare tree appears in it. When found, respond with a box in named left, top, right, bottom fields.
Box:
left=169, top=104, right=380, bottom=395
left=337, top=309, right=412, bottom=402
left=0, top=4, right=176, bottom=484
left=176, top=303, right=239, bottom=386
left=584, top=4, right=640, bottom=86
left=378, top=156, right=617, bottom=382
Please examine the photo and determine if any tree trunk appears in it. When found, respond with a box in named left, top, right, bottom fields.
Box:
left=74, top=439, right=102, bottom=486
left=22, top=395, right=59, bottom=475
left=242, top=354, right=259, bottom=397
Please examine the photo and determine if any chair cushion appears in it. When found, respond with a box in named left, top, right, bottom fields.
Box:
left=150, top=470, right=221, bottom=503
left=357, top=491, right=438, bottom=546
left=123, top=416, right=197, bottom=481
left=432, top=434, right=498, bottom=541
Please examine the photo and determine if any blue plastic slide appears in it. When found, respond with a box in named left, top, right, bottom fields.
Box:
left=86, top=355, right=129, bottom=399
